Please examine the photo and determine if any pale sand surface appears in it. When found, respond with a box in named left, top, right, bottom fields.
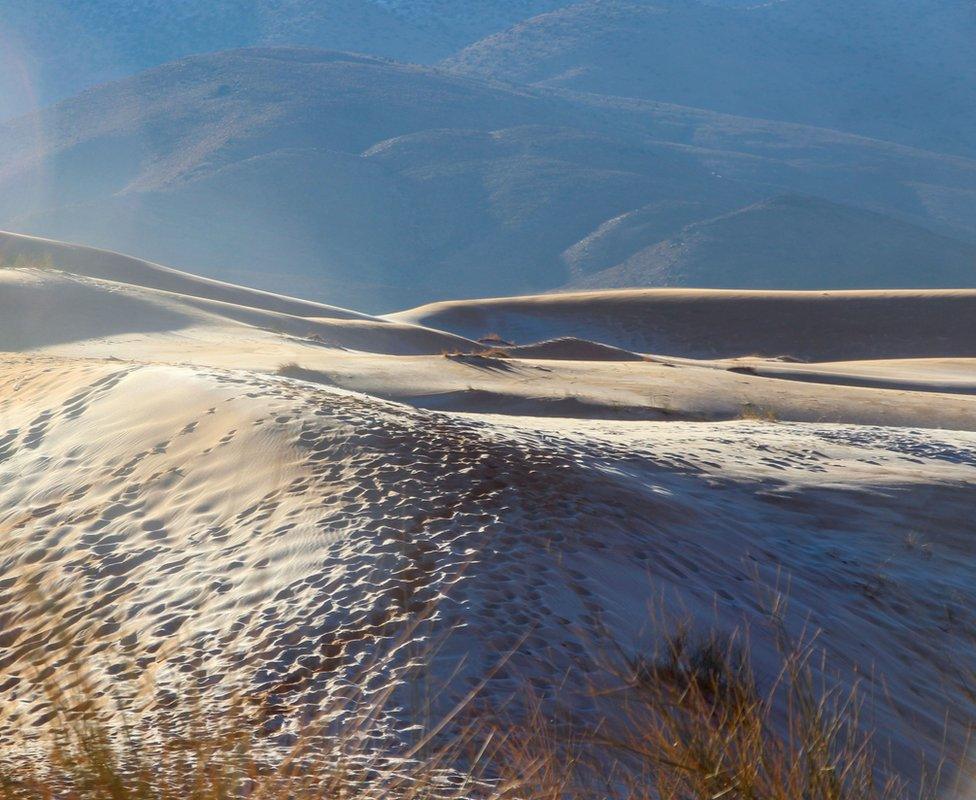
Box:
left=0, top=230, right=375, bottom=320
left=390, top=288, right=976, bottom=360
left=5, top=269, right=974, bottom=429
left=0, top=268, right=476, bottom=356
left=1, top=239, right=975, bottom=783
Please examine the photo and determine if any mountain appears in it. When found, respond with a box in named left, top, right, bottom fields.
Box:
left=563, top=195, right=976, bottom=291
left=6, top=0, right=975, bottom=155
left=2, top=48, right=976, bottom=311
left=0, top=0, right=565, bottom=120
left=445, top=0, right=976, bottom=156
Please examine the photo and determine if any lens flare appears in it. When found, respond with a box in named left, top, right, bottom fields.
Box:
left=0, top=31, right=48, bottom=225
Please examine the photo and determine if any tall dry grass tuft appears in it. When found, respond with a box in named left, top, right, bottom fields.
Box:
left=0, top=590, right=960, bottom=799
left=482, top=627, right=918, bottom=800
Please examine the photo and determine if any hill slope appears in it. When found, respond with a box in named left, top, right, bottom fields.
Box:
left=563, top=195, right=976, bottom=291
left=0, top=0, right=569, bottom=120
left=3, top=48, right=976, bottom=311
left=445, top=0, right=976, bottom=155
left=391, top=288, right=976, bottom=360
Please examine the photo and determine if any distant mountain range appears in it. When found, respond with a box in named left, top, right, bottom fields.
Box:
left=0, top=0, right=563, bottom=119
left=5, top=0, right=974, bottom=155
left=0, top=1, right=973, bottom=309
left=1, top=47, right=975, bottom=311
left=564, top=195, right=976, bottom=291
left=446, top=0, right=976, bottom=156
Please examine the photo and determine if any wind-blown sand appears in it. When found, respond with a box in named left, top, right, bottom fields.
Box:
left=1, top=236, right=975, bottom=786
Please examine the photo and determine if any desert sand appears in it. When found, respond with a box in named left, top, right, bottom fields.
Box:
left=0, top=231, right=975, bottom=785
left=391, top=287, right=976, bottom=360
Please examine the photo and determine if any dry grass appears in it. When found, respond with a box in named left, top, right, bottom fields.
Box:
left=441, top=349, right=511, bottom=361
left=0, top=253, right=55, bottom=270
left=738, top=403, right=778, bottom=422
left=0, top=606, right=955, bottom=800
left=275, top=361, right=303, bottom=376
left=477, top=334, right=513, bottom=347
left=478, top=348, right=511, bottom=359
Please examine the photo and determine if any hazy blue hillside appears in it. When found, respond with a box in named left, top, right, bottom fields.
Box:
left=2, top=48, right=975, bottom=310
left=446, top=0, right=976, bottom=155
left=564, top=195, right=976, bottom=291
left=7, top=0, right=974, bottom=154
left=0, top=0, right=562, bottom=120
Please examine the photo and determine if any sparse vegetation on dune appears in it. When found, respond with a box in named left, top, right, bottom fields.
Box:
left=0, top=253, right=55, bottom=271
left=0, top=603, right=962, bottom=800
left=477, top=334, right=513, bottom=347
left=738, top=403, right=779, bottom=422
left=275, top=361, right=304, bottom=376
left=475, top=348, right=511, bottom=360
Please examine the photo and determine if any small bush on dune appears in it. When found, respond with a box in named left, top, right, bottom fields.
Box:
left=478, top=348, right=511, bottom=359
left=442, top=349, right=511, bottom=361
left=738, top=403, right=778, bottom=422
left=0, top=253, right=55, bottom=271
left=485, top=623, right=928, bottom=800
left=275, top=361, right=303, bottom=376
left=477, top=334, right=513, bottom=347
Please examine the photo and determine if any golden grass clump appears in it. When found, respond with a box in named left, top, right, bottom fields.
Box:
left=0, top=606, right=958, bottom=800
left=738, top=403, right=779, bottom=422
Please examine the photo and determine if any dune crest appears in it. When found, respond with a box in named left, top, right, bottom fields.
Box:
left=1, top=234, right=975, bottom=787
left=391, top=287, right=976, bottom=360
left=1, top=355, right=974, bottom=779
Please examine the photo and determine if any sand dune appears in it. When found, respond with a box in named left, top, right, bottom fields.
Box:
left=723, top=357, right=976, bottom=395
left=0, top=355, right=973, bottom=781
left=5, top=253, right=972, bottom=429
left=0, top=230, right=376, bottom=321
left=0, top=266, right=477, bottom=356
left=274, top=351, right=976, bottom=430
left=2, top=235, right=976, bottom=787
left=504, top=337, right=646, bottom=361
left=391, top=288, right=976, bottom=360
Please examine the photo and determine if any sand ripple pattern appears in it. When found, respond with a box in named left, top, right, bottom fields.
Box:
left=0, top=357, right=973, bottom=775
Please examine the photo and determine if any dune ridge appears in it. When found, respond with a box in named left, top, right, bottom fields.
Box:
left=391, top=287, right=976, bottom=360
left=1, top=233, right=976, bottom=788
left=0, top=264, right=477, bottom=356
left=0, top=355, right=974, bottom=782
left=0, top=230, right=374, bottom=321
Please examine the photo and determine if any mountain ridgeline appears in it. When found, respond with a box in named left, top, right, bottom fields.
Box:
left=0, top=1, right=973, bottom=310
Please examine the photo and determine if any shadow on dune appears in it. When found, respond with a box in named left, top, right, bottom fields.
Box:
left=0, top=276, right=196, bottom=350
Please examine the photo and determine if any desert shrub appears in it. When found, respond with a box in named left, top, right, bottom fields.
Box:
left=478, top=348, right=511, bottom=359
left=0, top=581, right=956, bottom=799
left=442, top=350, right=510, bottom=361
left=274, top=361, right=303, bottom=376
left=738, top=403, right=778, bottom=422
left=0, top=253, right=55, bottom=270
left=477, top=334, right=514, bottom=347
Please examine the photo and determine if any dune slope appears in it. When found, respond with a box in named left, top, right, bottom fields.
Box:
left=2, top=238, right=976, bottom=788
left=391, top=288, right=976, bottom=360
left=0, top=233, right=480, bottom=356
left=0, top=230, right=374, bottom=321
left=0, top=356, right=974, bottom=783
